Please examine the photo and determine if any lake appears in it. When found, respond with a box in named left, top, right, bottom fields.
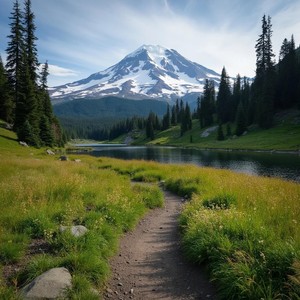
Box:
left=72, top=145, right=300, bottom=182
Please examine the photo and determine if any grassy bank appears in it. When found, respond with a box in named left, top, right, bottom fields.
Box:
left=0, top=125, right=163, bottom=298
left=98, top=158, right=300, bottom=299
left=127, top=110, right=300, bottom=151
left=1, top=121, right=300, bottom=299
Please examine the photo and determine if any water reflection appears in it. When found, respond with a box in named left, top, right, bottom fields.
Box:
left=74, top=146, right=300, bottom=182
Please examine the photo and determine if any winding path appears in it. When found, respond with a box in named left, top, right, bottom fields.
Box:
left=103, top=189, right=217, bottom=300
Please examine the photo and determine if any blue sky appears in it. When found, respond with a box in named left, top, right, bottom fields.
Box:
left=0, top=0, right=300, bottom=87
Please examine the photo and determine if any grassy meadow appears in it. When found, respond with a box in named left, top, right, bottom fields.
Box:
left=0, top=124, right=163, bottom=298
left=0, top=121, right=299, bottom=299
left=98, top=158, right=300, bottom=299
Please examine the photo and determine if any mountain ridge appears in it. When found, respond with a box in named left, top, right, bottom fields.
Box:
left=50, top=45, right=220, bottom=104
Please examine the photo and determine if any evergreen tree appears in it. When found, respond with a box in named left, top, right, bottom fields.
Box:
left=39, top=114, right=54, bottom=146
left=17, top=119, right=39, bottom=146
left=253, top=15, right=275, bottom=129
left=180, top=102, right=192, bottom=135
left=171, top=105, right=177, bottom=125
left=199, top=79, right=215, bottom=127
left=175, top=99, right=180, bottom=122
left=217, top=67, right=232, bottom=124
left=235, top=101, right=247, bottom=136
left=179, top=99, right=184, bottom=123
left=6, top=0, right=25, bottom=126
left=226, top=123, right=232, bottom=137
left=162, top=105, right=170, bottom=130
left=232, top=74, right=241, bottom=120
left=23, top=0, right=39, bottom=84
left=0, top=56, right=14, bottom=122
left=146, top=112, right=156, bottom=140
left=217, top=123, right=225, bottom=141
left=277, top=35, right=298, bottom=109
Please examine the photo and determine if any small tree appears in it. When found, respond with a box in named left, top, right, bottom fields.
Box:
left=235, top=101, right=247, bottom=136
left=217, top=123, right=225, bottom=141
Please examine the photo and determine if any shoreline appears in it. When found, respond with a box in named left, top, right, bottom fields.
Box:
left=69, top=141, right=300, bottom=155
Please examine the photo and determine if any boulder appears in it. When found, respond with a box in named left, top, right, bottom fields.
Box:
left=60, top=225, right=88, bottom=237
left=19, top=141, right=29, bottom=147
left=46, top=149, right=55, bottom=155
left=21, top=267, right=72, bottom=299
left=59, top=155, right=68, bottom=161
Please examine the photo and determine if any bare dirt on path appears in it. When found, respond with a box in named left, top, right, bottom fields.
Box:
left=103, top=189, right=217, bottom=300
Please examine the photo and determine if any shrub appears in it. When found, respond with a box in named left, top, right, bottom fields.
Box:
left=133, top=184, right=164, bottom=208
left=132, top=170, right=164, bottom=182
left=0, top=233, right=28, bottom=264
left=202, top=194, right=236, bottom=210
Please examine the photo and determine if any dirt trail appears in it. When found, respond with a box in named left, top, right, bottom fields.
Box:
left=103, top=189, right=217, bottom=300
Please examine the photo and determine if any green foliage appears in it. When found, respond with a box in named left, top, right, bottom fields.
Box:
left=217, top=123, right=225, bottom=141
left=217, top=67, right=232, bottom=123
left=0, top=233, right=28, bottom=264
left=4, top=0, right=63, bottom=147
left=199, top=79, right=215, bottom=128
left=132, top=184, right=164, bottom=208
left=235, top=101, right=247, bottom=136
left=132, top=170, right=164, bottom=182
left=202, top=194, right=236, bottom=210
left=165, top=177, right=201, bottom=198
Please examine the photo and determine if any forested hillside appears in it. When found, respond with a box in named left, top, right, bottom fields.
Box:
left=0, top=0, right=64, bottom=147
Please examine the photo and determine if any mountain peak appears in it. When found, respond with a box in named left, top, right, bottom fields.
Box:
left=50, top=45, right=220, bottom=104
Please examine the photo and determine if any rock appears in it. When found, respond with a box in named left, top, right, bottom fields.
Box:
left=242, top=131, right=248, bottom=136
left=74, top=159, right=81, bottom=163
left=200, top=126, right=218, bottom=138
left=4, top=123, right=13, bottom=130
left=46, top=149, right=55, bottom=155
left=60, top=225, right=88, bottom=237
left=59, top=155, right=68, bottom=161
left=130, top=288, right=134, bottom=294
left=19, top=141, right=29, bottom=147
left=21, top=267, right=72, bottom=299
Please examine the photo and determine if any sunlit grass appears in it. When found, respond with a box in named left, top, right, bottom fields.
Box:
left=98, top=157, right=300, bottom=299
left=0, top=132, right=164, bottom=298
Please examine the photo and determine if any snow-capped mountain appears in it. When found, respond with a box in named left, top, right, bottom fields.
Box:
left=50, top=45, right=220, bottom=103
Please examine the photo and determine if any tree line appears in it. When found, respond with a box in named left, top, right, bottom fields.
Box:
left=0, top=0, right=64, bottom=147
left=200, top=15, right=300, bottom=140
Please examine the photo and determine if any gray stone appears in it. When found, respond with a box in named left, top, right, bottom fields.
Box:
left=19, top=141, right=29, bottom=147
left=200, top=126, right=218, bottom=138
left=46, top=149, right=55, bottom=155
left=60, top=225, right=88, bottom=237
left=21, top=267, right=72, bottom=299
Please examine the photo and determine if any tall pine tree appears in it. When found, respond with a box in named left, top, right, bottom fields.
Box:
left=253, top=15, right=275, bottom=129
left=199, top=79, right=215, bottom=127
left=6, top=0, right=24, bottom=129
left=217, top=67, right=232, bottom=124
left=0, top=56, right=14, bottom=123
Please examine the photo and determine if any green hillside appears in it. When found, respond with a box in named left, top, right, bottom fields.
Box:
left=128, top=110, right=300, bottom=151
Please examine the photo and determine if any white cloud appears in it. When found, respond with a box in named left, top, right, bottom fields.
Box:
left=2, top=0, right=300, bottom=86
left=48, top=65, right=79, bottom=77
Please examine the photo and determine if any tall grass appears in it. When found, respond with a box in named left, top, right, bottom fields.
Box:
left=0, top=142, right=163, bottom=298
left=98, top=157, right=300, bottom=299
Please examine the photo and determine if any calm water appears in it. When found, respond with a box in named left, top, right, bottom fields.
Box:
left=73, top=145, right=300, bottom=182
